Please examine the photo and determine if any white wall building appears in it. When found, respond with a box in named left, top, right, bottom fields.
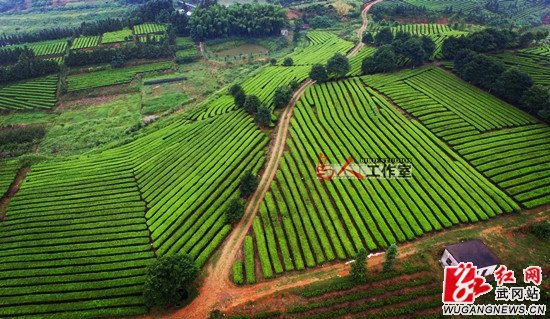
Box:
left=441, top=239, right=499, bottom=277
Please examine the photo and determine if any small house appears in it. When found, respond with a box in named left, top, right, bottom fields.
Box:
left=441, top=239, right=499, bottom=276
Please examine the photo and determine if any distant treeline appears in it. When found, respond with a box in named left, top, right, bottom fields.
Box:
left=65, top=41, right=174, bottom=67
left=0, top=51, right=59, bottom=84
left=441, top=29, right=549, bottom=121
left=188, top=4, right=286, bottom=41
left=441, top=28, right=547, bottom=58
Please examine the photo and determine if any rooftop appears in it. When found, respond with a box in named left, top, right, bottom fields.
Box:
left=446, top=239, right=500, bottom=269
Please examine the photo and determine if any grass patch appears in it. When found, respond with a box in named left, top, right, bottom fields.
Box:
left=39, top=93, right=142, bottom=156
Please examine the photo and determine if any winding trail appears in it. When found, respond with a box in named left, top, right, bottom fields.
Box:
left=167, top=3, right=380, bottom=318
left=348, top=0, right=383, bottom=57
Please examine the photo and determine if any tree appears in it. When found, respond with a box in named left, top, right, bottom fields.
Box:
left=362, top=32, right=374, bottom=44
left=350, top=248, right=368, bottom=283
left=228, top=83, right=243, bottom=97
left=374, top=27, right=393, bottom=46
left=240, top=170, right=258, bottom=198
left=273, top=85, right=293, bottom=109
left=521, top=85, right=550, bottom=115
left=255, top=105, right=272, bottom=128
left=362, top=45, right=397, bottom=74
left=458, top=54, right=505, bottom=90
left=289, top=79, right=300, bottom=91
left=244, top=95, right=262, bottom=114
left=519, top=32, right=534, bottom=48
left=309, top=63, right=328, bottom=83
left=143, top=254, right=199, bottom=309
left=283, top=57, right=293, bottom=66
left=333, top=0, right=353, bottom=16
left=494, top=68, right=533, bottom=104
left=442, top=36, right=468, bottom=59
left=326, top=53, right=350, bottom=78
left=224, top=198, right=245, bottom=224
left=420, top=36, right=435, bottom=59
left=394, top=31, right=411, bottom=43
left=270, top=58, right=277, bottom=65
left=383, top=244, right=398, bottom=272
left=402, top=37, right=426, bottom=66
left=234, top=90, right=246, bottom=109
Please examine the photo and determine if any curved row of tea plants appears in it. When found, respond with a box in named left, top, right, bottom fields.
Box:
left=0, top=158, right=154, bottom=318
left=0, top=75, right=58, bottom=110
left=134, top=23, right=167, bottom=35
left=287, top=31, right=354, bottom=65
left=71, top=36, right=101, bottom=50
left=67, top=61, right=172, bottom=92
left=246, top=77, right=517, bottom=277
left=0, top=160, right=19, bottom=195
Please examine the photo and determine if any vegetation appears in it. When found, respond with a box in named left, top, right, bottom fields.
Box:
left=188, top=4, right=286, bottom=41
left=383, top=244, right=398, bottom=272
left=67, top=61, right=171, bottom=92
left=101, top=28, right=133, bottom=44
left=244, top=235, right=256, bottom=284
left=0, top=75, right=58, bottom=111
left=0, top=125, right=46, bottom=159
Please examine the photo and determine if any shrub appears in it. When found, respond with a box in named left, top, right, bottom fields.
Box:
left=240, top=170, right=258, bottom=198
left=225, top=198, right=245, bottom=224
left=244, top=236, right=255, bottom=284
left=383, top=243, right=398, bottom=272
left=255, top=105, right=271, bottom=127
left=232, top=260, right=244, bottom=285
left=309, top=63, right=328, bottom=83
left=289, top=79, right=300, bottom=90
left=531, top=221, right=550, bottom=240
left=283, top=57, right=293, bottom=66
left=244, top=95, right=262, bottom=114
left=350, top=248, right=368, bottom=283
left=326, top=53, right=350, bottom=78
left=273, top=85, right=293, bottom=109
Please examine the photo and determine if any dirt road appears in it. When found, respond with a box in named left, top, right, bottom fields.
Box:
left=348, top=0, right=384, bottom=57
left=166, top=3, right=382, bottom=318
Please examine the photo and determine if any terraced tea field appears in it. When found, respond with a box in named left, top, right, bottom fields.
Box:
left=362, top=67, right=549, bottom=209
left=348, top=46, right=376, bottom=76
left=0, top=75, right=58, bottom=111
left=242, top=75, right=519, bottom=279
left=133, top=23, right=167, bottom=35
left=287, top=31, right=354, bottom=65
left=190, top=65, right=310, bottom=120
left=0, top=160, right=154, bottom=318
left=101, top=28, right=133, bottom=44
left=67, top=62, right=172, bottom=92
left=368, top=23, right=468, bottom=58
left=491, top=48, right=550, bottom=87
left=228, top=265, right=441, bottom=318
left=0, top=108, right=266, bottom=317
left=9, top=39, right=68, bottom=57
left=71, top=36, right=101, bottom=50
left=0, top=160, right=19, bottom=196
